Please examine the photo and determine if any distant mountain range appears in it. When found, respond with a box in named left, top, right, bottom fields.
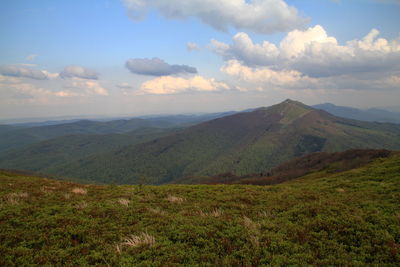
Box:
left=312, top=103, right=400, bottom=124
left=2, top=99, right=398, bottom=184
left=0, top=111, right=242, bottom=154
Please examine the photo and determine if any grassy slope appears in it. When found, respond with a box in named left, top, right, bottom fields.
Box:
left=178, top=149, right=395, bottom=185
left=48, top=100, right=400, bottom=184
left=1, top=155, right=399, bottom=266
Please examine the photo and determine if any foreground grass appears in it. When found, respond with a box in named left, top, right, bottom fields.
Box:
left=1, top=155, right=400, bottom=266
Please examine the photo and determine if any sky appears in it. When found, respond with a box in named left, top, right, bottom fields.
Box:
left=1, top=0, right=400, bottom=120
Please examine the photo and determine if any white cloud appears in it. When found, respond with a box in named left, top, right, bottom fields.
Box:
left=0, top=65, right=58, bottom=80
left=0, top=77, right=80, bottom=102
left=123, top=0, right=309, bottom=34
left=187, top=42, right=200, bottom=51
left=211, top=25, right=400, bottom=78
left=0, top=77, right=108, bottom=103
left=210, top=33, right=279, bottom=66
left=221, top=60, right=317, bottom=89
left=220, top=59, right=400, bottom=93
left=54, top=90, right=83, bottom=97
left=126, top=57, right=198, bottom=76
left=60, top=65, right=99, bottom=80
left=68, top=78, right=109, bottom=96
left=138, top=75, right=230, bottom=94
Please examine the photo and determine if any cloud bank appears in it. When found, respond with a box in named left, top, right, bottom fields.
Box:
left=221, top=60, right=317, bottom=90
left=212, top=26, right=400, bottom=92
left=138, top=75, right=230, bottom=94
left=125, top=58, right=198, bottom=76
left=67, top=79, right=109, bottom=96
left=211, top=25, right=400, bottom=78
left=0, top=65, right=56, bottom=80
left=123, top=0, right=309, bottom=34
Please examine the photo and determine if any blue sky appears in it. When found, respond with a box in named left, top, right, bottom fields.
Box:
left=1, top=0, right=400, bottom=120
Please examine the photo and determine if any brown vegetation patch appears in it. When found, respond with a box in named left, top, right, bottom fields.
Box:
left=118, top=232, right=156, bottom=253
left=147, top=207, right=167, bottom=216
left=71, top=188, right=87, bottom=195
left=4, top=192, right=29, bottom=205
left=166, top=195, right=184, bottom=203
left=117, top=198, right=130, bottom=206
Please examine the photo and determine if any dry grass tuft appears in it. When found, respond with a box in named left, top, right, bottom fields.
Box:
left=63, top=193, right=71, bottom=200
left=249, top=234, right=260, bottom=248
left=147, top=207, right=167, bottom=216
left=210, top=208, right=223, bottom=217
left=243, top=216, right=260, bottom=232
left=336, top=188, right=346, bottom=193
left=115, top=244, right=122, bottom=255
left=118, top=198, right=130, bottom=206
left=40, top=186, right=57, bottom=194
left=120, top=232, right=156, bottom=250
left=243, top=216, right=261, bottom=248
left=199, top=208, right=223, bottom=217
left=71, top=188, right=87, bottom=195
left=5, top=192, right=29, bottom=205
left=76, top=201, right=88, bottom=210
left=166, top=195, right=184, bottom=203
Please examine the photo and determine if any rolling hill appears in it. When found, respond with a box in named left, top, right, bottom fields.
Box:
left=0, top=127, right=180, bottom=175
left=32, top=99, right=400, bottom=184
left=176, top=149, right=395, bottom=184
left=1, top=152, right=399, bottom=265
left=0, top=118, right=174, bottom=153
left=0, top=111, right=246, bottom=154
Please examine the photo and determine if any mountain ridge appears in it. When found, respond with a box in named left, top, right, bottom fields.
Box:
left=30, top=99, right=400, bottom=184
left=313, top=102, right=400, bottom=124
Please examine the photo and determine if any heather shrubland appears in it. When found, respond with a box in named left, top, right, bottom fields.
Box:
left=1, top=154, right=399, bottom=266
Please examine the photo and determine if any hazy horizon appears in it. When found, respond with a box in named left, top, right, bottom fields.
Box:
left=2, top=99, right=400, bottom=125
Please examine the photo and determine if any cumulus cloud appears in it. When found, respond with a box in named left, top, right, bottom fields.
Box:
left=122, top=0, right=309, bottom=34
left=0, top=65, right=57, bottom=80
left=138, top=75, right=230, bottom=94
left=0, top=78, right=82, bottom=102
left=187, top=42, right=200, bottom=51
left=60, top=66, right=99, bottom=80
left=220, top=59, right=400, bottom=93
left=125, top=57, right=198, bottom=76
left=67, top=78, right=109, bottom=96
left=221, top=60, right=317, bottom=89
left=211, top=25, right=400, bottom=78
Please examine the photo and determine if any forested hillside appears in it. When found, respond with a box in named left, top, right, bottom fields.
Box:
left=40, top=100, right=400, bottom=184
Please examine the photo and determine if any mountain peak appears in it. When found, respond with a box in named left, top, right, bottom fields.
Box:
left=256, top=99, right=313, bottom=125
left=280, top=99, right=309, bottom=107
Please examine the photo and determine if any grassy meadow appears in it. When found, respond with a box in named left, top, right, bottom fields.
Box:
left=1, top=154, right=400, bottom=266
